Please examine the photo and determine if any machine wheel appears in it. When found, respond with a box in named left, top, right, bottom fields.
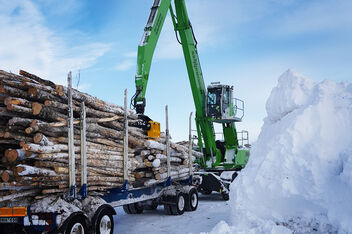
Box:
left=200, top=188, right=212, bottom=195
left=185, top=188, right=198, bottom=211
left=65, top=214, right=88, bottom=234
left=222, top=192, right=230, bottom=201
left=92, top=206, right=115, bottom=234
left=123, top=203, right=144, bottom=214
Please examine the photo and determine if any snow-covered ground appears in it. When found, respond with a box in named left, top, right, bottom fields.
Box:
left=113, top=193, right=230, bottom=234
left=211, top=70, right=352, bottom=233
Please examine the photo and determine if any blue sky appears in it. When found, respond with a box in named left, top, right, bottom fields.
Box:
left=1, top=0, right=351, bottom=142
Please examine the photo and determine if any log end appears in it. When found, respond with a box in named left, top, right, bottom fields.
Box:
left=44, top=100, right=51, bottom=106
left=13, top=166, right=23, bottom=177
left=25, top=127, right=33, bottom=134
left=33, top=133, right=43, bottom=144
left=28, top=87, right=37, bottom=97
left=32, top=102, right=42, bottom=115
left=6, top=104, right=13, bottom=111
left=4, top=97, right=11, bottom=106
left=57, top=137, right=65, bottom=143
left=7, top=150, right=18, bottom=163
left=30, top=120, right=37, bottom=128
left=56, top=85, right=63, bottom=94
left=1, top=171, right=9, bottom=182
left=4, top=132, right=10, bottom=138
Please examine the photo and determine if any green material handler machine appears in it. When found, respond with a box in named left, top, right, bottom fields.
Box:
left=131, top=0, right=250, bottom=200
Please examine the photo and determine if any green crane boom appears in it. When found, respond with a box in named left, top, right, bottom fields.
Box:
left=132, top=0, right=249, bottom=170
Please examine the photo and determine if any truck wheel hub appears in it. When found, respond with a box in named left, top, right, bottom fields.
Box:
left=71, top=223, right=84, bottom=234
left=178, top=196, right=185, bottom=211
left=99, top=215, right=112, bottom=234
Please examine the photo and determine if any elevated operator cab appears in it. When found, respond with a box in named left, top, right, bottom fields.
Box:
left=206, top=82, right=243, bottom=122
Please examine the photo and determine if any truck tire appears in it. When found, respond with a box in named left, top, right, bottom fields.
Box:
left=164, top=193, right=186, bottom=215
left=65, top=214, right=88, bottom=234
left=185, top=188, right=198, bottom=211
left=122, top=205, right=131, bottom=214
left=163, top=204, right=173, bottom=215
left=144, top=200, right=158, bottom=210
left=123, top=203, right=144, bottom=214
left=92, top=205, right=115, bottom=234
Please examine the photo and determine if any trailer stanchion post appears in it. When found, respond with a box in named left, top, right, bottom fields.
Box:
left=188, top=112, right=193, bottom=176
left=67, top=71, right=76, bottom=200
left=123, top=89, right=129, bottom=183
left=78, top=102, right=87, bottom=199
left=165, top=105, right=171, bottom=177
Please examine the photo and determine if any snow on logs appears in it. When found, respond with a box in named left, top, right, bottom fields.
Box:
left=0, top=69, right=200, bottom=203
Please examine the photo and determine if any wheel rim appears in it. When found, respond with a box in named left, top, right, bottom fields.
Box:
left=71, top=223, right=85, bottom=234
left=178, top=195, right=185, bottom=211
left=99, top=215, right=112, bottom=234
left=191, top=193, right=198, bottom=208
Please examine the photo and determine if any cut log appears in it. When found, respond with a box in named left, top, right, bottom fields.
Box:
left=14, top=165, right=56, bottom=177
left=5, top=149, right=29, bottom=163
left=33, top=133, right=54, bottom=146
left=19, top=70, right=56, bottom=89
left=0, top=170, right=13, bottom=182
left=0, top=189, right=39, bottom=202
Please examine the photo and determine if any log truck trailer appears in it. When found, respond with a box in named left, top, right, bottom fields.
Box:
left=0, top=81, right=198, bottom=233
left=132, top=0, right=250, bottom=200
left=0, top=76, right=198, bottom=233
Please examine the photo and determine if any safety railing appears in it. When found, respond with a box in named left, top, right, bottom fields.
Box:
left=233, top=98, right=244, bottom=121
left=237, top=130, right=249, bottom=148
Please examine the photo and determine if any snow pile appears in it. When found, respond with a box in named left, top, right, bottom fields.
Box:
left=212, top=70, right=352, bottom=233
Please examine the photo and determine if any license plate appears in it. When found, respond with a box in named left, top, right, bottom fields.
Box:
left=0, top=217, right=19, bottom=223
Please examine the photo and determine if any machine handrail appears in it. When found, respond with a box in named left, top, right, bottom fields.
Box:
left=233, top=98, right=244, bottom=121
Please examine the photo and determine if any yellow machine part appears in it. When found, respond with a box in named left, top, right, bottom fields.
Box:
left=147, top=121, right=160, bottom=138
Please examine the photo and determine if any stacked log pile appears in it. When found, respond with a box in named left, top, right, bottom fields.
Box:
left=0, top=70, right=200, bottom=204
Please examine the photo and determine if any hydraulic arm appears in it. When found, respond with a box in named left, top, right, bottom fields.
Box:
left=132, top=0, right=246, bottom=169
left=132, top=0, right=171, bottom=114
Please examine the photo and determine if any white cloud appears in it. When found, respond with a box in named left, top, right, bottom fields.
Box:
left=115, top=60, right=135, bottom=71
left=0, top=0, right=110, bottom=85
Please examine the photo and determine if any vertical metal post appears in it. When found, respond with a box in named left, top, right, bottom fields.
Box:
left=210, top=148, right=214, bottom=166
left=123, top=89, right=129, bottom=181
left=165, top=105, right=171, bottom=177
left=67, top=72, right=76, bottom=199
left=80, top=102, right=87, bottom=198
left=188, top=112, right=193, bottom=176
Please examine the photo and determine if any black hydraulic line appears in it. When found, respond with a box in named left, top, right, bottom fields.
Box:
left=190, top=22, right=198, bottom=48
